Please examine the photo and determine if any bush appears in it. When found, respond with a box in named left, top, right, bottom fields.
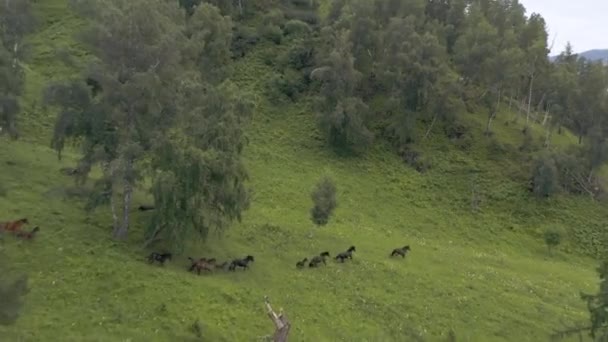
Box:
left=445, top=121, right=473, bottom=150
left=283, top=19, right=311, bottom=38
left=398, top=145, right=432, bottom=173
left=259, top=24, right=283, bottom=44
left=0, top=273, right=28, bottom=326
left=283, top=43, right=315, bottom=71
left=267, top=73, right=308, bottom=101
left=530, top=154, right=559, bottom=198
left=543, top=228, right=562, bottom=254
left=231, top=25, right=260, bottom=59
left=259, top=9, right=286, bottom=44
left=519, top=130, right=537, bottom=153
left=283, top=8, right=319, bottom=25
left=310, top=176, right=337, bottom=227
left=487, top=138, right=509, bottom=160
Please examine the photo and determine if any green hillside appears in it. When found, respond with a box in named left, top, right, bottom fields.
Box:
left=1, top=0, right=607, bottom=341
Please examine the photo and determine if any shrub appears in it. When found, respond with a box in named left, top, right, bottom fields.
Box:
left=0, top=273, right=28, bottom=326
left=267, top=73, right=307, bottom=101
left=543, top=228, right=562, bottom=254
left=283, top=43, right=315, bottom=71
left=519, top=130, right=536, bottom=153
left=310, top=177, right=337, bottom=227
left=260, top=24, right=283, bottom=44
left=283, top=19, right=311, bottom=38
left=398, top=145, right=432, bottom=173
left=231, top=25, right=260, bottom=59
left=530, top=154, right=559, bottom=198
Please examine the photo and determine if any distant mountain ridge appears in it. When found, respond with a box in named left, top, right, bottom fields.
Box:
left=550, top=49, right=608, bottom=62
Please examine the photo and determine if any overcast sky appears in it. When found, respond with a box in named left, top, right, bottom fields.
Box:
left=518, top=0, right=607, bottom=54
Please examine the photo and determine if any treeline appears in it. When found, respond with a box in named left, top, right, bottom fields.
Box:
left=236, top=0, right=608, bottom=198
left=3, top=0, right=608, bottom=246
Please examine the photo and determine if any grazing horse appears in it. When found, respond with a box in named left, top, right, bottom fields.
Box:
left=335, top=246, right=356, bottom=263
left=308, top=252, right=330, bottom=268
left=147, top=252, right=173, bottom=265
left=296, top=258, right=308, bottom=269
left=15, top=226, right=40, bottom=240
left=390, top=245, right=411, bottom=258
left=228, top=255, right=254, bottom=271
left=0, top=218, right=29, bottom=233
left=188, top=257, right=217, bottom=275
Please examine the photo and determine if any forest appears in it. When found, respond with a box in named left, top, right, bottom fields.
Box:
left=2, top=0, right=608, bottom=340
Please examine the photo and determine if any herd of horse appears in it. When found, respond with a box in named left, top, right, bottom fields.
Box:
left=148, top=244, right=412, bottom=276
left=0, top=218, right=40, bottom=241
left=1, top=218, right=412, bottom=276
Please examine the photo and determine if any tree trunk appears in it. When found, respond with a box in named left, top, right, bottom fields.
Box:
left=423, top=111, right=438, bottom=140
left=264, top=298, right=290, bottom=342
left=544, top=128, right=552, bottom=148
left=12, top=42, right=18, bottom=68
left=113, top=158, right=133, bottom=239
left=102, top=162, right=119, bottom=230
left=485, top=87, right=502, bottom=134
left=526, top=74, right=534, bottom=126
left=541, top=109, right=550, bottom=126
left=516, top=97, right=525, bottom=122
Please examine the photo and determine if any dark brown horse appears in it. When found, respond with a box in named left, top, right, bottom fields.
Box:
left=0, top=218, right=29, bottom=233
left=188, top=257, right=217, bottom=275
left=15, top=226, right=39, bottom=240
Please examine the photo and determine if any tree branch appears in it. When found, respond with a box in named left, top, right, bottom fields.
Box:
left=264, top=296, right=290, bottom=342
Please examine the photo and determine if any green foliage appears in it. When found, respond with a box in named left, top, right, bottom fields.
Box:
left=531, top=154, right=559, bottom=198
left=543, top=228, right=562, bottom=253
left=148, top=81, right=252, bottom=249
left=0, top=272, right=28, bottom=326
left=186, top=3, right=234, bottom=83
left=312, top=29, right=373, bottom=153
left=259, top=9, right=285, bottom=44
left=49, top=0, right=187, bottom=238
left=0, top=0, right=36, bottom=138
left=283, top=19, right=311, bottom=38
left=310, top=176, right=337, bottom=227
left=580, top=261, right=608, bottom=340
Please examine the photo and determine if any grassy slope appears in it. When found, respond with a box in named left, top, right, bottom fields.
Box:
left=1, top=1, right=606, bottom=341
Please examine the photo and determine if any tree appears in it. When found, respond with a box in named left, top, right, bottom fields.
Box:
left=310, top=176, right=337, bottom=227
left=49, top=0, right=185, bottom=239
left=552, top=262, right=608, bottom=340
left=0, top=0, right=36, bottom=138
left=311, top=28, right=373, bottom=153
left=145, top=4, right=251, bottom=249
left=146, top=80, right=252, bottom=249
left=543, top=228, right=561, bottom=254
left=531, top=154, right=558, bottom=198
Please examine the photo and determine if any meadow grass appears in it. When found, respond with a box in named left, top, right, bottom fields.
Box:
left=0, top=1, right=606, bottom=341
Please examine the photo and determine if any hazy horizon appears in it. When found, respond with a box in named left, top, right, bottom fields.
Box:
left=518, top=0, right=607, bottom=54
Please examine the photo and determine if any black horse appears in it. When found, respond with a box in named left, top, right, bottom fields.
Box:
left=296, top=258, right=308, bottom=269
left=309, top=252, right=330, bottom=268
left=147, top=252, right=172, bottom=265
left=228, top=255, right=255, bottom=271
left=390, top=245, right=411, bottom=258
left=335, top=246, right=356, bottom=262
